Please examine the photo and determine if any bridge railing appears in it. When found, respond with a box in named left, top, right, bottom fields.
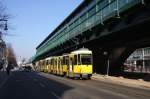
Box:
left=36, top=0, right=143, bottom=58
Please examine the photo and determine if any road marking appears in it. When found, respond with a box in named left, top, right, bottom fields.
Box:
left=0, top=76, right=9, bottom=89
left=15, top=79, right=30, bottom=82
left=39, top=83, right=45, bottom=88
left=51, top=92, right=61, bottom=99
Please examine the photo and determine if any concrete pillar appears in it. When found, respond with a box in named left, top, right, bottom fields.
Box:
left=91, top=46, right=136, bottom=75
left=108, top=47, right=136, bottom=75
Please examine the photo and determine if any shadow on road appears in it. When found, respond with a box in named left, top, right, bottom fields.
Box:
left=0, top=71, right=74, bottom=99
left=33, top=72, right=74, bottom=98
left=0, top=71, right=9, bottom=86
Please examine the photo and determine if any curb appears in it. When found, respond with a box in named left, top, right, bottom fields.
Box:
left=91, top=76, right=150, bottom=90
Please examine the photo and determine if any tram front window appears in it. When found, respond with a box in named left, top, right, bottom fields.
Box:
left=81, top=54, right=92, bottom=65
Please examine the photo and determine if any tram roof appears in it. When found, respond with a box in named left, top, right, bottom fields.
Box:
left=71, top=48, right=92, bottom=54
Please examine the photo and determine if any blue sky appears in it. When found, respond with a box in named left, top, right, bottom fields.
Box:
left=3, top=0, right=83, bottom=61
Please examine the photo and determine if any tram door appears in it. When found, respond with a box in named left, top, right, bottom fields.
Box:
left=69, top=55, right=74, bottom=77
left=66, top=56, right=69, bottom=76
left=58, top=57, right=62, bottom=75
left=60, top=57, right=63, bottom=75
left=58, top=58, right=60, bottom=75
left=51, top=58, right=54, bottom=73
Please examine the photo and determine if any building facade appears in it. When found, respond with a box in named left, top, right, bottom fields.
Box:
left=125, top=47, right=150, bottom=73
left=0, top=35, right=6, bottom=70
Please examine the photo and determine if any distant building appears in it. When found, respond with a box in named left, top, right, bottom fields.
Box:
left=125, top=47, right=150, bottom=73
left=0, top=36, right=6, bottom=70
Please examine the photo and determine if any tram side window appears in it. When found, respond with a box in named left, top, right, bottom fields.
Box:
left=61, top=58, right=63, bottom=66
left=58, top=58, right=60, bottom=67
left=55, top=59, right=57, bottom=66
left=44, top=61, right=46, bottom=65
left=51, top=59, right=54, bottom=66
left=63, top=57, right=65, bottom=65
left=78, top=54, right=81, bottom=65
left=42, top=61, right=44, bottom=66
left=74, top=55, right=77, bottom=65
left=49, top=60, right=50, bottom=65
left=50, top=59, right=52, bottom=66
left=66, top=57, right=69, bottom=66
left=46, top=60, right=48, bottom=65
left=44, top=61, right=45, bottom=65
left=48, top=60, right=50, bottom=65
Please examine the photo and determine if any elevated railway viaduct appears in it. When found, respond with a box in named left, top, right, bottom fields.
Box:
left=33, top=0, right=150, bottom=75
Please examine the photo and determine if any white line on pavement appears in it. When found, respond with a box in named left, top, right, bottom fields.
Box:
left=51, top=91, right=61, bottom=99
left=0, top=77, right=9, bottom=89
left=39, top=83, right=45, bottom=88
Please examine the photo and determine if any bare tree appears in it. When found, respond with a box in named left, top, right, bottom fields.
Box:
left=0, top=0, right=9, bottom=70
left=6, top=44, right=17, bottom=67
left=0, top=1, right=9, bottom=31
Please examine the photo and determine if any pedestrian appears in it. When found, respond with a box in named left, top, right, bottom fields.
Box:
left=6, top=65, right=11, bottom=75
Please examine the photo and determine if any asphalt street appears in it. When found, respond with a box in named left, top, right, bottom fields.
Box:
left=0, top=71, right=149, bottom=99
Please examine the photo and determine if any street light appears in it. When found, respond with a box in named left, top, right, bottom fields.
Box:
left=103, top=51, right=110, bottom=76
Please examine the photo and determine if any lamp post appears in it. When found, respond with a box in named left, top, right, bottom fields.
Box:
left=104, top=51, right=110, bottom=76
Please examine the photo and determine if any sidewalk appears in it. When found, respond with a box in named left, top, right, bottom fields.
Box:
left=92, top=73, right=150, bottom=90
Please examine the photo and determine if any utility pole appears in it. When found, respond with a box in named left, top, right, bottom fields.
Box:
left=142, top=48, right=145, bottom=72
left=106, top=57, right=110, bottom=76
left=104, top=51, right=110, bottom=76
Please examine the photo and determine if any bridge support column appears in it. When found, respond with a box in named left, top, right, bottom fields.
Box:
left=91, top=47, right=136, bottom=75
left=109, top=47, right=136, bottom=75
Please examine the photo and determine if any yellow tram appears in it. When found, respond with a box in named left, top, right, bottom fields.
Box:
left=35, top=48, right=93, bottom=79
left=67, top=48, right=93, bottom=78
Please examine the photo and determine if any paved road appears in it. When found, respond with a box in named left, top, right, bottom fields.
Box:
left=0, top=71, right=149, bottom=99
